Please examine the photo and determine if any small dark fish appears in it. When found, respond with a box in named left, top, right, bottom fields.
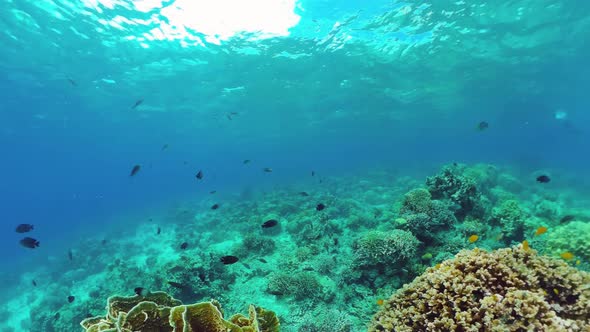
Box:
left=242, top=262, right=251, bottom=269
left=67, top=296, right=75, bottom=303
left=167, top=281, right=184, bottom=289
left=196, top=170, right=203, bottom=180
left=263, top=167, right=273, bottom=173
left=54, top=312, right=60, bottom=320
left=243, top=159, right=251, bottom=164
left=226, top=114, right=233, bottom=120
left=258, top=258, right=267, bottom=263
left=183, top=161, right=188, bottom=165
left=536, top=175, right=551, bottom=183
left=134, top=287, right=144, bottom=296
left=333, top=238, right=339, bottom=246
left=560, top=215, right=575, bottom=223
left=131, top=99, right=143, bottom=109
left=210, top=190, right=217, bottom=194
left=262, top=219, right=278, bottom=228
left=311, top=171, right=315, bottom=176
left=67, top=78, right=77, bottom=86
left=157, top=227, right=161, bottom=235
left=299, top=191, right=310, bottom=196
left=302, top=267, right=314, bottom=271
left=477, top=121, right=489, bottom=131
left=15, top=224, right=34, bottom=233
left=211, top=203, right=219, bottom=210
left=130, top=165, right=141, bottom=177
left=68, top=249, right=73, bottom=261
left=161, top=144, right=169, bottom=151
left=20, top=237, right=40, bottom=249
left=32, top=280, right=37, bottom=287
left=316, top=203, right=326, bottom=211
left=220, top=255, right=239, bottom=265
left=101, top=239, right=107, bottom=245
left=85, top=313, right=92, bottom=318
left=180, top=242, right=188, bottom=250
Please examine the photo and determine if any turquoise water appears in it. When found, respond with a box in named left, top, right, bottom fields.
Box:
left=1, top=1, right=590, bottom=331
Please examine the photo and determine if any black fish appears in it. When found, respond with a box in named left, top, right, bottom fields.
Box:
left=68, top=249, right=73, bottom=261
left=54, top=312, right=60, bottom=320
left=131, top=99, right=143, bottom=109
left=15, top=224, right=34, bottom=233
left=299, top=192, right=310, bottom=196
left=536, top=175, right=551, bottom=183
left=161, top=144, right=169, bottom=151
left=242, top=262, right=251, bottom=269
left=67, top=296, right=75, bottom=303
left=20, top=237, right=40, bottom=249
left=220, top=255, right=239, bottom=265
left=477, top=121, right=489, bottom=131
left=196, top=170, right=203, bottom=180
left=32, top=280, right=37, bottom=287
left=560, top=215, right=575, bottom=223
left=263, top=167, right=273, bottom=173
left=168, top=281, right=184, bottom=289
left=211, top=204, right=219, bottom=210
left=311, top=171, right=315, bottom=176
left=130, top=165, right=141, bottom=177
left=316, top=203, right=326, bottom=211
left=210, top=190, right=217, bottom=194
left=101, top=239, right=107, bottom=245
left=262, top=219, right=278, bottom=228
left=243, top=159, right=251, bottom=164
left=258, top=258, right=267, bottom=263
left=157, top=227, right=161, bottom=235
left=180, top=242, right=188, bottom=250
left=67, top=78, right=77, bottom=87
left=134, top=287, right=144, bottom=296
left=333, top=238, right=339, bottom=246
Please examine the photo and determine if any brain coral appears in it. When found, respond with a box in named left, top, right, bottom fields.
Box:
left=369, top=246, right=590, bottom=332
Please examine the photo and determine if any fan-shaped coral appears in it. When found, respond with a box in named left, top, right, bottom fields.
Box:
left=369, top=246, right=590, bottom=332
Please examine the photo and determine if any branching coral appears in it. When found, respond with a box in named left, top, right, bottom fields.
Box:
left=489, top=199, right=528, bottom=239
left=425, top=165, right=483, bottom=219
left=80, top=291, right=279, bottom=332
left=398, top=189, right=456, bottom=240
left=353, top=230, right=420, bottom=267
left=369, top=246, right=590, bottom=332
left=266, top=272, right=324, bottom=300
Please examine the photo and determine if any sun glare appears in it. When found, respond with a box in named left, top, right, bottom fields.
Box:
left=86, top=0, right=301, bottom=45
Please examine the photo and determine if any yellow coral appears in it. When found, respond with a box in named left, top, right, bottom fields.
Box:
left=369, top=246, right=590, bottom=331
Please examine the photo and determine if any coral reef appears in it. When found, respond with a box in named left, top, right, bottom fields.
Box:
left=81, top=291, right=279, bottom=332
left=369, top=246, right=590, bottom=332
left=425, top=165, right=483, bottom=219
left=353, top=230, right=420, bottom=267
left=545, top=221, right=590, bottom=265
left=489, top=199, right=528, bottom=239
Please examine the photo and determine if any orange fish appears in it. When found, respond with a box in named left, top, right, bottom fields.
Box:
left=468, top=234, right=479, bottom=243
left=560, top=252, right=574, bottom=260
left=376, top=299, right=384, bottom=306
left=522, top=240, right=530, bottom=251
left=535, top=226, right=548, bottom=236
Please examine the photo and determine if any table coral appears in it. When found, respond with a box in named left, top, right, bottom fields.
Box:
left=369, top=246, right=590, bottom=332
left=81, top=291, right=279, bottom=332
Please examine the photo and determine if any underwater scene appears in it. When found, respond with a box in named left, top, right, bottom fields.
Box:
left=1, top=0, right=590, bottom=331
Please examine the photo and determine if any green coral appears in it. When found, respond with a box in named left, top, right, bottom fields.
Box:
left=81, top=292, right=279, bottom=332
left=353, top=230, right=420, bottom=267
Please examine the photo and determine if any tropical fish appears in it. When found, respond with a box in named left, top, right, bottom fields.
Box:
left=167, top=281, right=184, bottom=289
left=311, top=171, right=315, bottom=176
left=67, top=78, right=77, bottom=86
left=161, top=144, right=169, bottom=151
left=210, top=190, right=217, bottom=194
left=299, top=191, right=310, bottom=196
left=131, top=99, right=143, bottom=109
left=54, top=312, right=60, bottom=320
left=534, top=226, right=547, bottom=236
left=261, top=219, right=278, bottom=228
left=211, top=203, right=219, bottom=210
left=376, top=299, right=384, bottom=306
left=15, top=224, right=34, bottom=233
left=68, top=249, right=73, bottom=261
left=316, top=203, right=326, bottom=211
left=263, top=167, right=273, bottom=173
left=32, top=280, right=37, bottom=287
left=195, top=170, right=203, bottom=180
left=560, top=215, right=575, bottom=223
left=468, top=234, right=479, bottom=243
left=553, top=288, right=559, bottom=295
left=157, top=227, right=161, bottom=235
left=130, top=165, right=141, bottom=177
left=134, top=287, right=144, bottom=296
left=243, top=160, right=251, bottom=164
left=20, top=237, right=40, bottom=249
left=67, top=296, right=75, bottom=303
left=560, top=252, right=574, bottom=260
left=180, top=242, right=188, bottom=250
left=536, top=175, right=551, bottom=183
left=477, top=121, right=489, bottom=131
left=258, top=258, right=267, bottom=263
left=522, top=240, right=530, bottom=251
left=220, top=255, right=239, bottom=265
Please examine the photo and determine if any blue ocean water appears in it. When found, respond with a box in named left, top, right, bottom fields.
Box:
left=1, top=0, right=590, bottom=331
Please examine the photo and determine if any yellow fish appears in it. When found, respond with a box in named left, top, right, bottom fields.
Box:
left=561, top=252, right=574, bottom=260
left=522, top=240, right=530, bottom=251
left=576, top=260, right=581, bottom=265
left=468, top=234, right=479, bottom=243
left=553, top=288, right=559, bottom=295
left=535, top=226, right=548, bottom=236
left=376, top=299, right=384, bottom=306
